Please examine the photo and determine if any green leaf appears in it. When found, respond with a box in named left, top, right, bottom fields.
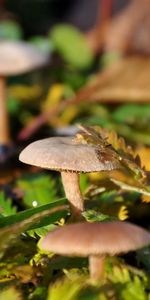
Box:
left=0, top=199, right=68, bottom=251
left=0, top=198, right=67, bottom=229
left=99, top=190, right=119, bottom=204
left=28, top=286, right=47, bottom=300
left=0, top=20, right=23, bottom=40
left=80, top=174, right=89, bottom=194
left=120, top=276, right=146, bottom=300
left=0, top=192, right=17, bottom=216
left=113, top=104, right=150, bottom=126
left=17, top=173, right=57, bottom=207
left=7, top=96, right=21, bottom=115
left=82, top=210, right=115, bottom=222
left=108, top=266, right=148, bottom=300
left=78, top=288, right=107, bottom=300
left=50, top=24, right=93, bottom=70
left=28, top=224, right=56, bottom=238
left=47, top=273, right=107, bottom=300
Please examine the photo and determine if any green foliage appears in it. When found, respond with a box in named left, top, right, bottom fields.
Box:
left=99, top=190, right=122, bottom=203
left=50, top=24, right=93, bottom=70
left=0, top=20, right=23, bottom=40
left=28, top=286, right=47, bottom=300
left=120, top=277, right=146, bottom=300
left=46, top=265, right=150, bottom=300
left=113, top=104, right=150, bottom=126
left=0, top=198, right=67, bottom=229
left=17, top=173, right=57, bottom=207
left=0, top=287, right=22, bottom=300
left=28, top=223, right=56, bottom=238
left=0, top=192, right=17, bottom=216
left=0, top=199, right=68, bottom=251
left=7, top=96, right=21, bottom=115
left=60, top=70, right=87, bottom=90
left=47, top=276, right=104, bottom=300
left=108, top=266, right=148, bottom=300
left=82, top=210, right=114, bottom=222
left=47, top=275, right=86, bottom=300
left=80, top=174, right=89, bottom=194
left=86, top=105, right=150, bottom=145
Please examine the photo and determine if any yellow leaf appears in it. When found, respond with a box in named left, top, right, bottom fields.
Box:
left=42, top=84, right=64, bottom=112
left=118, top=205, right=129, bottom=221
left=48, top=104, right=79, bottom=127
left=9, top=85, right=42, bottom=101
left=88, top=172, right=108, bottom=182
left=60, top=105, right=79, bottom=125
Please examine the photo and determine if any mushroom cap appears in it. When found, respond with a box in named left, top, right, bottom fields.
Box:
left=19, top=136, right=121, bottom=173
left=40, top=221, right=150, bottom=257
left=0, top=41, right=49, bottom=75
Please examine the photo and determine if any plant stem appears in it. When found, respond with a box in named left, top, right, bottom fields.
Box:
left=86, top=0, right=113, bottom=53
left=0, top=76, right=10, bottom=145
left=89, top=255, right=105, bottom=280
left=61, top=171, right=84, bottom=215
left=100, top=0, right=113, bottom=24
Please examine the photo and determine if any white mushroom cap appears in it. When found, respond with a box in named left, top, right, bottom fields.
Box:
left=19, top=136, right=121, bottom=173
left=0, top=41, right=49, bottom=75
left=40, top=221, right=150, bottom=256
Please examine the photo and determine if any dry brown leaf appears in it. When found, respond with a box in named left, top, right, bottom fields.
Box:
left=92, top=57, right=150, bottom=102
left=18, top=55, right=150, bottom=141
left=13, top=265, right=39, bottom=284
left=78, top=125, right=147, bottom=183
left=105, top=0, right=150, bottom=54
left=77, top=125, right=150, bottom=196
left=71, top=56, right=150, bottom=103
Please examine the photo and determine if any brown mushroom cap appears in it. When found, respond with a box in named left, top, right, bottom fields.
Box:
left=39, top=221, right=150, bottom=256
left=0, top=41, right=48, bottom=75
left=19, top=136, right=120, bottom=173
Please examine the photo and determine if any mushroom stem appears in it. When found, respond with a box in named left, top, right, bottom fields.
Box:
left=0, top=76, right=10, bottom=145
left=89, top=255, right=105, bottom=280
left=61, top=171, right=84, bottom=215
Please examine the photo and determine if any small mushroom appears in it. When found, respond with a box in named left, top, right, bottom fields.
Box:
left=0, top=41, right=48, bottom=161
left=19, top=136, right=120, bottom=215
left=39, top=221, right=150, bottom=280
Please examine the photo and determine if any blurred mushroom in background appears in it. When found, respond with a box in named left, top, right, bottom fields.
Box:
left=0, top=41, right=49, bottom=162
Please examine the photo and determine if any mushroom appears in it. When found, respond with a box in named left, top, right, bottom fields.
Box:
left=39, top=221, right=150, bottom=280
left=19, top=136, right=120, bottom=215
left=0, top=41, right=48, bottom=161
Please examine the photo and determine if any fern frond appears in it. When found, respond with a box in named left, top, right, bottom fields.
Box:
left=0, top=192, right=17, bottom=216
